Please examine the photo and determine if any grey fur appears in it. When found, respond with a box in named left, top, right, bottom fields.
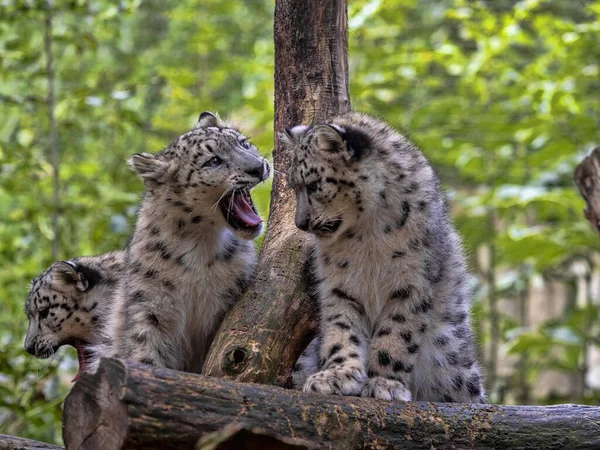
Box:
left=87, top=112, right=269, bottom=373
left=283, top=112, right=485, bottom=403
left=24, top=252, right=124, bottom=359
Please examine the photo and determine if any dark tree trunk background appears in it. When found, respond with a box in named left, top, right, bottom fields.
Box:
left=203, top=0, right=350, bottom=386
left=63, top=359, right=600, bottom=450
left=574, top=146, right=600, bottom=236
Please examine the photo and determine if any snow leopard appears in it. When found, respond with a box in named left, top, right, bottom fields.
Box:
left=281, top=112, right=485, bottom=403
left=24, top=252, right=124, bottom=381
left=89, top=111, right=270, bottom=374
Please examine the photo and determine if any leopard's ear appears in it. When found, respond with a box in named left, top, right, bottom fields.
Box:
left=194, top=111, right=220, bottom=129
left=279, top=125, right=310, bottom=147
left=313, top=124, right=345, bottom=153
left=53, top=261, right=89, bottom=292
left=129, top=153, right=170, bottom=188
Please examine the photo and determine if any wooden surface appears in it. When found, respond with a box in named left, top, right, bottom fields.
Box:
left=202, top=0, right=351, bottom=386
left=63, top=358, right=600, bottom=450
left=0, top=434, right=63, bottom=450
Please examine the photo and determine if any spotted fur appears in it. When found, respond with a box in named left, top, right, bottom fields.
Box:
left=282, top=112, right=485, bottom=403
left=90, top=112, right=270, bottom=373
left=24, top=252, right=123, bottom=358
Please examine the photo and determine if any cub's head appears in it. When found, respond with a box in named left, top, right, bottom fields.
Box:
left=24, top=260, right=99, bottom=359
left=280, top=115, right=379, bottom=240
left=130, top=112, right=270, bottom=239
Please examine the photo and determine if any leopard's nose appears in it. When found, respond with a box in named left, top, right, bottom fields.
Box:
left=246, top=161, right=269, bottom=182
left=295, top=215, right=310, bottom=231
left=24, top=341, right=36, bottom=355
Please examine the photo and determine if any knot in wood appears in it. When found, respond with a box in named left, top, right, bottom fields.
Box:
left=222, top=345, right=251, bottom=375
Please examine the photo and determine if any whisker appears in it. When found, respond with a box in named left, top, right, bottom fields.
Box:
left=212, top=186, right=234, bottom=212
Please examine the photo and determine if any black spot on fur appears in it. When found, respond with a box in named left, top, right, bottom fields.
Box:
left=447, top=351, right=460, bottom=365
left=332, top=288, right=364, bottom=315
left=148, top=313, right=160, bottom=327
left=132, top=290, right=148, bottom=302
left=396, top=201, right=411, bottom=228
left=407, top=344, right=419, bottom=354
left=328, top=344, right=342, bottom=358
left=326, top=313, right=343, bottom=322
left=404, top=182, right=419, bottom=194
left=393, top=360, right=408, bottom=372
left=140, top=358, right=155, bottom=366
left=453, top=374, right=464, bottom=391
left=400, top=331, right=412, bottom=343
left=467, top=377, right=481, bottom=396
left=191, top=215, right=202, bottom=224
left=378, top=350, right=391, bottom=366
left=392, top=251, right=405, bottom=259
left=377, top=327, right=392, bottom=337
left=349, top=335, right=360, bottom=345
left=334, top=322, right=351, bottom=330
left=436, top=335, right=450, bottom=346
left=390, top=313, right=406, bottom=323
left=337, top=260, right=349, bottom=269
left=391, top=286, right=411, bottom=300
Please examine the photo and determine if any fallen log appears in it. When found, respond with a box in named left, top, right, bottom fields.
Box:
left=196, top=424, right=312, bottom=450
left=63, top=358, right=600, bottom=450
left=0, top=434, right=63, bottom=450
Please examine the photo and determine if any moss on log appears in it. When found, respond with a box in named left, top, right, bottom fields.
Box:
left=63, top=358, right=600, bottom=450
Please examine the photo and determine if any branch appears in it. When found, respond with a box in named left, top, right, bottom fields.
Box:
left=574, top=146, right=600, bottom=237
left=63, top=359, right=600, bottom=450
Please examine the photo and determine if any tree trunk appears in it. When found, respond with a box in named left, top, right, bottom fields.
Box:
left=63, top=359, right=600, bottom=450
left=574, top=146, right=600, bottom=236
left=202, top=0, right=350, bottom=386
left=0, top=434, right=63, bottom=450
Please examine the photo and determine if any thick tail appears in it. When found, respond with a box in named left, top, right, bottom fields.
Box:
left=291, top=336, right=321, bottom=389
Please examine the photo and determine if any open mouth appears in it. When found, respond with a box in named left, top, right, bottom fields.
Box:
left=218, top=189, right=263, bottom=233
left=314, top=218, right=342, bottom=237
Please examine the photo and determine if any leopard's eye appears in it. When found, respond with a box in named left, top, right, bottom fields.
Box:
left=240, top=140, right=251, bottom=149
left=203, top=156, right=223, bottom=168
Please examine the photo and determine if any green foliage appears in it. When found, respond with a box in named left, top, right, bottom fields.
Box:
left=1, top=0, right=599, bottom=443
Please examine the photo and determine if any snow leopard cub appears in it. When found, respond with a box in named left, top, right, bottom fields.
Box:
left=282, top=112, right=485, bottom=403
left=92, top=112, right=270, bottom=374
left=24, top=252, right=123, bottom=381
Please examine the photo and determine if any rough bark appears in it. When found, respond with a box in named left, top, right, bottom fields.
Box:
left=574, top=146, right=600, bottom=236
left=196, top=424, right=312, bottom=450
left=202, top=0, right=350, bottom=386
left=0, top=434, right=63, bottom=450
left=63, top=358, right=600, bottom=450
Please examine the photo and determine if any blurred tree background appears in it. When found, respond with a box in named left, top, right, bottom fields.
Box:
left=1, top=0, right=599, bottom=444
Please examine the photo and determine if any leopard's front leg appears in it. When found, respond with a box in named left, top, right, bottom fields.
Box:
left=303, top=288, right=368, bottom=396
